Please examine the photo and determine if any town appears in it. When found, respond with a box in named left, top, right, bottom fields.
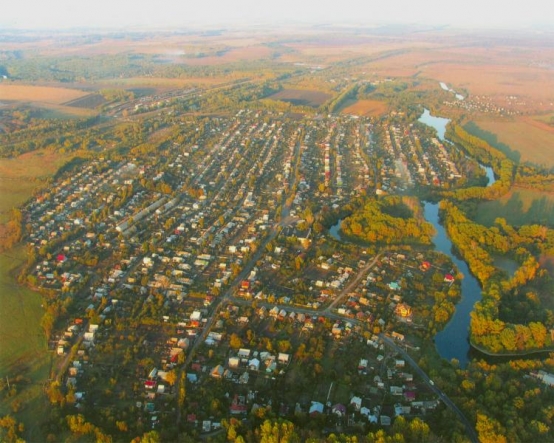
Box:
left=19, top=107, right=485, bottom=441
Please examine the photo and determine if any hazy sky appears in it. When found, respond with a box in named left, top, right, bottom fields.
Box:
left=2, top=0, right=552, bottom=30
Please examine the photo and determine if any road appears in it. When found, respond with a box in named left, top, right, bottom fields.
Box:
left=177, top=140, right=301, bottom=427
left=379, top=334, right=479, bottom=443
left=324, top=252, right=384, bottom=313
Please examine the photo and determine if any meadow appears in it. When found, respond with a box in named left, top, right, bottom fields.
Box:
left=0, top=149, right=68, bottom=223
left=476, top=187, right=554, bottom=227
left=0, top=246, right=51, bottom=441
left=467, top=118, right=554, bottom=167
left=0, top=149, right=69, bottom=439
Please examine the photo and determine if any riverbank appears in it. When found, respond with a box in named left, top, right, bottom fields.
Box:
left=470, top=340, right=554, bottom=358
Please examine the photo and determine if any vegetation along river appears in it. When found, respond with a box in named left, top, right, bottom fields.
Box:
left=419, top=108, right=495, bottom=367
left=331, top=109, right=497, bottom=367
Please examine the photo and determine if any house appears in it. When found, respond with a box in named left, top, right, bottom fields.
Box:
left=388, top=281, right=401, bottom=291
left=350, top=396, right=362, bottom=411
left=380, top=415, right=392, bottom=426
left=210, top=365, right=224, bottom=379
left=230, top=394, right=247, bottom=414
left=394, top=403, right=405, bottom=416
left=309, top=401, right=324, bottom=416
left=390, top=386, right=403, bottom=395
left=404, top=391, right=416, bottom=402
left=190, top=310, right=202, bottom=321
left=391, top=331, right=405, bottom=341
left=332, top=404, right=346, bottom=416
left=358, top=359, right=368, bottom=371
left=248, top=358, right=260, bottom=371
left=239, top=372, right=250, bottom=384
left=278, top=353, right=290, bottom=365
left=238, top=348, right=251, bottom=359
left=444, top=274, right=455, bottom=283
left=228, top=357, right=240, bottom=369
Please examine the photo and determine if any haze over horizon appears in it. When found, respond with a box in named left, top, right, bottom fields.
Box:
left=2, top=0, right=553, bottom=31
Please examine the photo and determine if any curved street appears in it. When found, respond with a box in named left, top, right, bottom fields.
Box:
left=379, top=334, right=478, bottom=443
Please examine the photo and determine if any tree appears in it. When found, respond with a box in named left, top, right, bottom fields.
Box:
left=165, top=370, right=177, bottom=386
left=230, top=333, right=242, bottom=349
left=476, top=413, right=507, bottom=443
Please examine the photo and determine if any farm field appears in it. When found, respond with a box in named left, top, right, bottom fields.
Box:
left=64, top=93, right=107, bottom=109
left=268, top=88, right=331, bottom=107
left=421, top=63, right=554, bottom=111
left=0, top=246, right=51, bottom=442
left=468, top=117, right=554, bottom=167
left=0, top=149, right=69, bottom=223
left=341, top=99, right=388, bottom=116
left=0, top=150, right=63, bottom=441
left=97, top=75, right=248, bottom=89
left=475, top=187, right=554, bottom=227
left=0, top=83, right=88, bottom=104
left=183, top=45, right=273, bottom=65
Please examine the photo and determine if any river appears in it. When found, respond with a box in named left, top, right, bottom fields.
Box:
left=418, top=108, right=495, bottom=186
left=424, top=202, right=482, bottom=367
left=330, top=109, right=495, bottom=366
left=418, top=108, right=498, bottom=367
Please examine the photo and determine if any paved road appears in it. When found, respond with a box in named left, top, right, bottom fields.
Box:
left=177, top=141, right=301, bottom=427
left=379, top=334, right=479, bottom=443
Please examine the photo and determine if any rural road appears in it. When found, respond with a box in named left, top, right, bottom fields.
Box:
left=324, top=252, right=384, bottom=313
left=379, top=334, right=479, bottom=443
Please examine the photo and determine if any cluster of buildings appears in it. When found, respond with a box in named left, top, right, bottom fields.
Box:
left=21, top=108, right=472, bottom=436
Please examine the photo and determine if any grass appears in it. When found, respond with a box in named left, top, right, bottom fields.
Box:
left=475, top=187, right=554, bottom=227
left=467, top=118, right=554, bottom=167
left=0, top=149, right=69, bottom=223
left=0, top=149, right=70, bottom=440
left=463, top=121, right=521, bottom=163
left=0, top=246, right=52, bottom=441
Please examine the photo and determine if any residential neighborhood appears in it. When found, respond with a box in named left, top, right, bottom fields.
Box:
left=17, top=108, right=482, bottom=440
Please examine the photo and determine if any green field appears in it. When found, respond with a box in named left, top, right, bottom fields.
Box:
left=0, top=149, right=66, bottom=440
left=476, top=188, right=554, bottom=227
left=0, top=247, right=51, bottom=440
left=0, top=149, right=69, bottom=223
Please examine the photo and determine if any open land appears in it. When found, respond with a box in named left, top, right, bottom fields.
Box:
left=476, top=187, right=554, bottom=227
left=0, top=150, right=69, bottom=223
left=268, top=88, right=331, bottom=107
left=0, top=84, right=88, bottom=104
left=468, top=117, right=554, bottom=167
left=341, top=99, right=388, bottom=116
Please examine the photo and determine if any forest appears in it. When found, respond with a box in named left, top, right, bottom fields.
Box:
left=440, top=201, right=554, bottom=353
left=341, top=196, right=435, bottom=245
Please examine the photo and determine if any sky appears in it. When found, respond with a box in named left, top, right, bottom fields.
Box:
left=1, top=0, right=553, bottom=30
